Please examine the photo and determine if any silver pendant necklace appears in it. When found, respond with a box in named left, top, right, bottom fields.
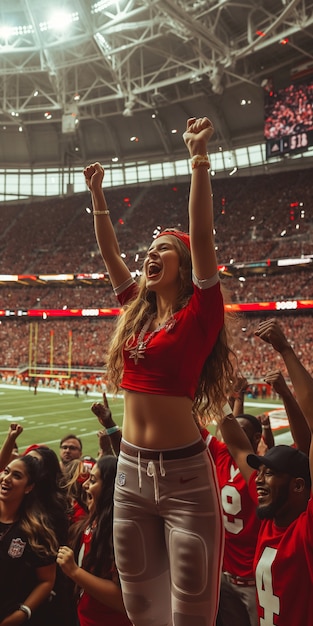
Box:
left=128, top=314, right=177, bottom=364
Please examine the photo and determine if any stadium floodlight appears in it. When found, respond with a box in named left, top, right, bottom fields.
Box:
left=40, top=11, right=79, bottom=32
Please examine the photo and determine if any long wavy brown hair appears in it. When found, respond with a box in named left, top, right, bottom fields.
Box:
left=106, top=234, right=237, bottom=420
left=16, top=455, right=59, bottom=556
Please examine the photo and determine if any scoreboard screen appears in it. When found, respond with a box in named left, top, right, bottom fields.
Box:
left=264, top=80, right=313, bottom=158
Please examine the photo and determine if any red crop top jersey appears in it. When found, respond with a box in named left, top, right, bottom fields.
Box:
left=116, top=273, right=224, bottom=400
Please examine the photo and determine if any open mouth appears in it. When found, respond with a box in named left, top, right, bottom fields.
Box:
left=86, top=493, right=95, bottom=509
left=86, top=491, right=94, bottom=504
left=256, top=487, right=269, bottom=502
left=148, top=262, right=161, bottom=277
left=0, top=484, right=10, bottom=494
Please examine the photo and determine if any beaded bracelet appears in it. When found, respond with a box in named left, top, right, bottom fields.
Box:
left=93, top=210, right=110, bottom=215
left=191, top=154, right=211, bottom=170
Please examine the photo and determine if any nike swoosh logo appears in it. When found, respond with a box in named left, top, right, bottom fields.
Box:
left=179, top=476, right=197, bottom=484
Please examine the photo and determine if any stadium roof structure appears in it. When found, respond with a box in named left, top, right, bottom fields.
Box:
left=1, top=0, right=313, bottom=169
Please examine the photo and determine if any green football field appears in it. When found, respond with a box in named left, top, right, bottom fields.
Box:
left=0, top=385, right=125, bottom=459
left=0, top=385, right=292, bottom=459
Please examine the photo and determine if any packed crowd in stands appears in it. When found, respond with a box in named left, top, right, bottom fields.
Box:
left=264, top=81, right=313, bottom=140
left=227, top=269, right=313, bottom=302
left=1, top=313, right=312, bottom=380
left=1, top=285, right=117, bottom=310
left=0, top=318, right=113, bottom=370
left=1, top=168, right=312, bottom=275
left=1, top=167, right=312, bottom=378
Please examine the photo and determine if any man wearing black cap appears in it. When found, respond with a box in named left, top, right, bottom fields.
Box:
left=220, top=319, right=313, bottom=626
left=247, top=444, right=311, bottom=521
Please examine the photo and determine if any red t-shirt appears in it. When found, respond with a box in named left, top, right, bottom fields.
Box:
left=117, top=278, right=224, bottom=399
left=77, top=527, right=131, bottom=626
left=69, top=500, right=87, bottom=525
left=248, top=475, right=313, bottom=625
left=203, top=430, right=260, bottom=579
left=78, top=591, right=131, bottom=626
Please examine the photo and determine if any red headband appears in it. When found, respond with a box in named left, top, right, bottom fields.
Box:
left=23, top=444, right=47, bottom=455
left=156, top=229, right=190, bottom=250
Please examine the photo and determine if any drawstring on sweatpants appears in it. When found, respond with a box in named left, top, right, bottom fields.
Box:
left=159, top=452, right=166, bottom=478
left=137, top=450, right=142, bottom=491
left=137, top=451, right=166, bottom=504
left=147, top=461, right=159, bottom=503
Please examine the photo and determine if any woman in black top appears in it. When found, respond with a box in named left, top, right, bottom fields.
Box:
left=0, top=455, right=58, bottom=625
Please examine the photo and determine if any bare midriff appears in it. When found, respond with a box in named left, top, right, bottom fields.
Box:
left=122, top=390, right=201, bottom=449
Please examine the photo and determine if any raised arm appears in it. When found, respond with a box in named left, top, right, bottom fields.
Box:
left=264, top=369, right=310, bottom=455
left=228, top=375, right=249, bottom=417
left=91, top=392, right=121, bottom=457
left=219, top=406, right=255, bottom=484
left=84, top=162, right=131, bottom=289
left=183, top=117, right=217, bottom=280
left=0, top=423, right=23, bottom=470
left=255, top=318, right=313, bottom=482
left=256, top=411, right=275, bottom=451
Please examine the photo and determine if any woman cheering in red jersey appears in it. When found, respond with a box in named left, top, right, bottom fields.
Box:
left=57, top=455, right=131, bottom=626
left=83, top=116, right=235, bottom=626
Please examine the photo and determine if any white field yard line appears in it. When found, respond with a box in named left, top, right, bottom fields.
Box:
left=0, top=410, right=124, bottom=434
left=0, top=384, right=119, bottom=400
left=244, top=401, right=283, bottom=409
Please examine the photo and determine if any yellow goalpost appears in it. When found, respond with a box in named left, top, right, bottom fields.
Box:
left=28, top=323, right=72, bottom=379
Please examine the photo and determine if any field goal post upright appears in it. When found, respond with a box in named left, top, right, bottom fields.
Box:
left=50, top=329, right=54, bottom=376
left=68, top=330, right=72, bottom=379
left=28, top=322, right=38, bottom=378
left=28, top=323, right=72, bottom=381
